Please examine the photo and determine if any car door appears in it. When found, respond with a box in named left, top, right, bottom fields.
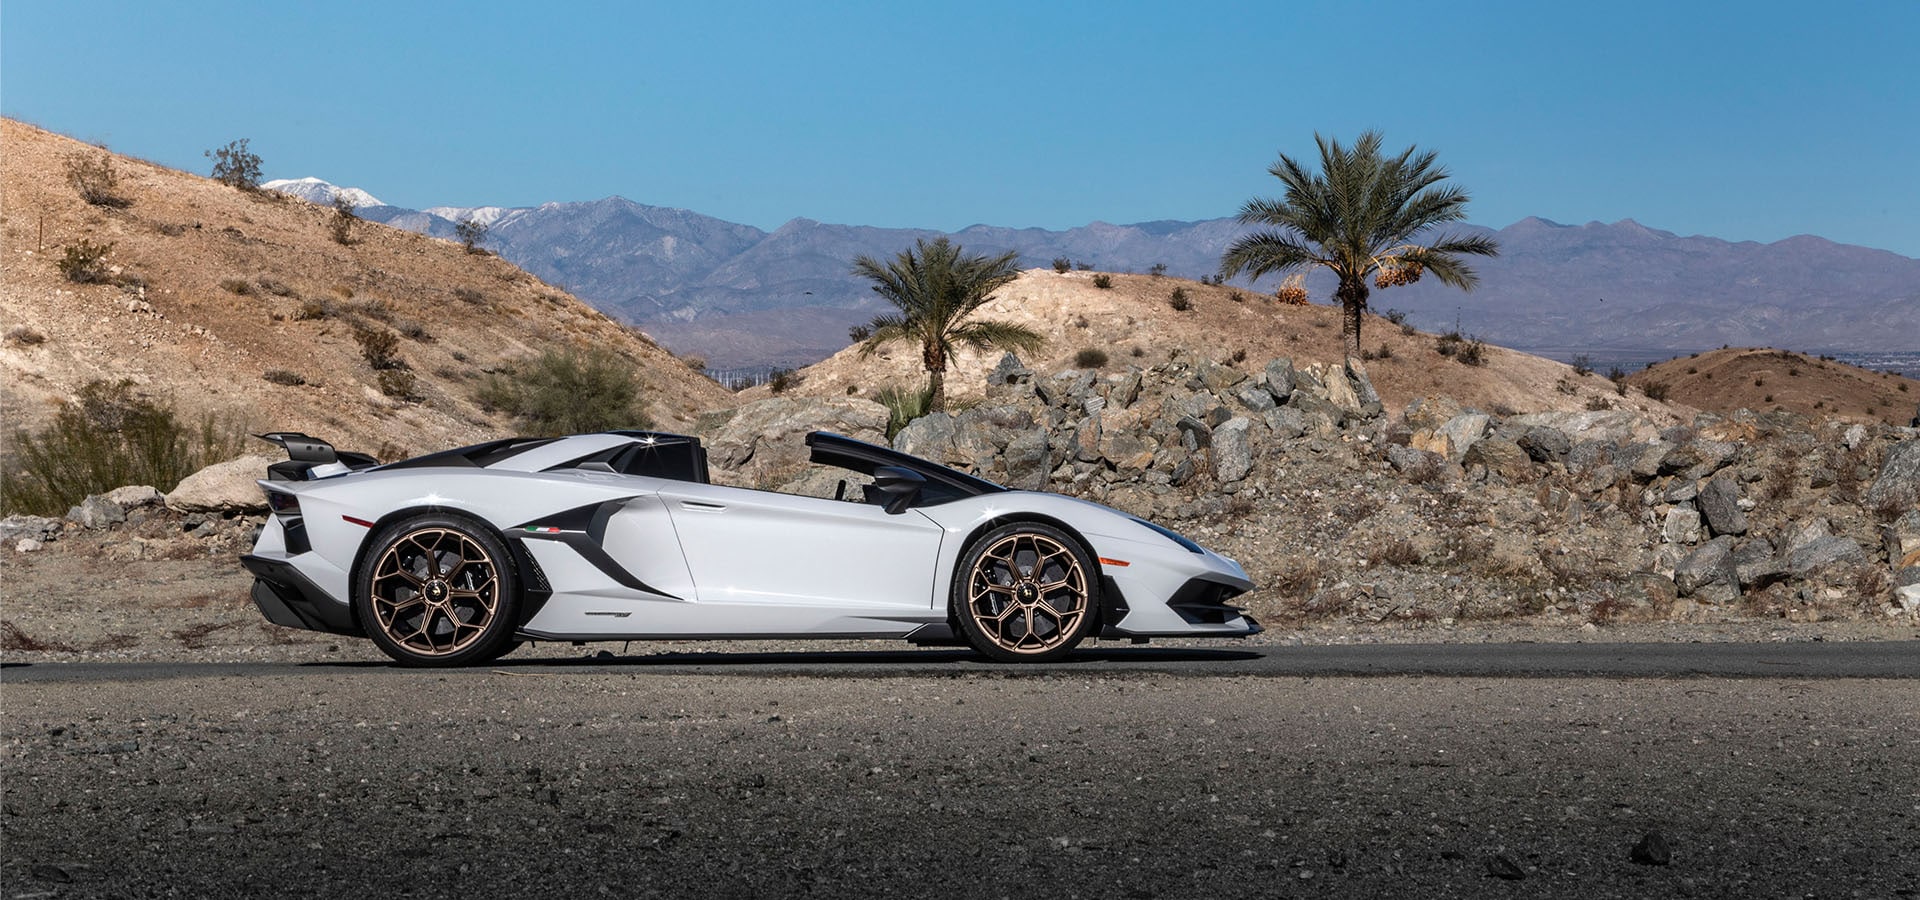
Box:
left=656, top=481, right=948, bottom=618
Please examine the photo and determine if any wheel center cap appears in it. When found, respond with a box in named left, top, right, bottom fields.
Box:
left=1017, top=583, right=1038, bottom=603
left=425, top=580, right=449, bottom=602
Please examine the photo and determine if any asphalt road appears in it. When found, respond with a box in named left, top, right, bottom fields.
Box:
left=6, top=645, right=1918, bottom=899
left=6, top=640, right=1917, bottom=683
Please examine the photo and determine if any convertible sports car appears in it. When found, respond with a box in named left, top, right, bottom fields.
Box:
left=241, top=429, right=1259, bottom=666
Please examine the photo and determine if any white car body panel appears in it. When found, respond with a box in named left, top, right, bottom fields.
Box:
left=240, top=431, right=1259, bottom=651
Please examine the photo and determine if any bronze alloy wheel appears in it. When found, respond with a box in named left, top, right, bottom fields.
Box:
left=368, top=525, right=502, bottom=658
left=962, top=528, right=1091, bottom=658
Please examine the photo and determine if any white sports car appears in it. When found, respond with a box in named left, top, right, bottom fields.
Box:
left=242, top=430, right=1259, bottom=666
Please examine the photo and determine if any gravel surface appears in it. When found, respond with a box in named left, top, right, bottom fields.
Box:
left=5, top=670, right=1917, bottom=898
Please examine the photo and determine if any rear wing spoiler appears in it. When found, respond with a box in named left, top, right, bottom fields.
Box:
left=256, top=432, right=381, bottom=482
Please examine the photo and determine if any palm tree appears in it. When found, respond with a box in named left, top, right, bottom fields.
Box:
left=852, top=237, right=1045, bottom=412
left=1219, top=131, right=1499, bottom=358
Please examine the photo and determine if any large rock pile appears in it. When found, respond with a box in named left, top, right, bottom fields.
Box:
left=710, top=351, right=1918, bottom=625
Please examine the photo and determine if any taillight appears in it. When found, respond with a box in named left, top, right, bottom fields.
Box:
left=265, top=490, right=301, bottom=516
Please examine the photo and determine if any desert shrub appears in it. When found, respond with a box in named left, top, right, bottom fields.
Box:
left=56, top=240, right=113, bottom=283
left=848, top=323, right=872, bottom=342
left=768, top=367, right=799, bottom=394
left=1571, top=354, right=1594, bottom=377
left=205, top=139, right=262, bottom=191
left=329, top=194, right=356, bottom=244
left=219, top=277, right=253, bottom=296
left=65, top=151, right=129, bottom=208
left=5, top=326, right=48, bottom=347
left=294, top=299, right=333, bottom=320
left=1091, top=274, right=1113, bottom=289
left=256, top=276, right=295, bottom=297
left=455, top=217, right=489, bottom=254
left=1382, top=308, right=1408, bottom=326
left=1052, top=257, right=1071, bottom=274
left=1643, top=381, right=1671, bottom=401
left=727, top=376, right=754, bottom=392
left=1075, top=261, right=1091, bottom=271
left=1435, top=331, right=1461, bottom=357
left=876, top=383, right=935, bottom=440
left=1374, top=343, right=1393, bottom=360
left=1585, top=396, right=1613, bottom=411
left=452, top=287, right=487, bottom=306
left=1228, top=291, right=1244, bottom=303
left=0, top=380, right=247, bottom=516
left=263, top=369, right=306, bottom=386
left=1147, top=263, right=1167, bottom=277
left=353, top=324, right=403, bottom=371
left=1168, top=287, right=1192, bottom=312
left=395, top=319, right=432, bottom=342
left=1074, top=348, right=1109, bottom=368
left=1456, top=338, right=1487, bottom=366
left=376, top=369, right=418, bottom=400
left=1788, top=367, right=1801, bottom=377
left=355, top=298, right=395, bottom=321
left=1074, top=314, right=1089, bottom=329
left=1607, top=366, right=1627, bottom=383
left=681, top=355, right=708, bottom=374
left=1763, top=394, right=1774, bottom=403
left=1268, top=556, right=1326, bottom=599
left=1130, top=346, right=1144, bottom=358
left=1753, top=377, right=1765, bottom=387
left=475, top=347, right=650, bottom=435
left=1685, top=366, right=1698, bottom=374
left=1369, top=539, right=1423, bottom=566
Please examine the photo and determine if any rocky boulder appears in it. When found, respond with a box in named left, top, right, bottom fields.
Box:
left=166, top=455, right=276, bottom=514
left=1462, top=437, right=1533, bottom=483
left=0, top=515, right=62, bottom=546
left=66, top=495, right=126, bottom=529
left=703, top=397, right=889, bottom=481
left=1782, top=518, right=1866, bottom=575
left=1696, top=476, right=1749, bottom=536
left=1674, top=536, right=1738, bottom=600
left=1866, top=439, right=1920, bottom=513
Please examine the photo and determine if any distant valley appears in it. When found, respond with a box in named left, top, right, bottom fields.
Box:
left=267, top=180, right=1920, bottom=371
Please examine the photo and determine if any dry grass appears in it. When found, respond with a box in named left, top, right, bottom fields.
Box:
left=2, top=619, right=76, bottom=652
left=169, top=621, right=240, bottom=649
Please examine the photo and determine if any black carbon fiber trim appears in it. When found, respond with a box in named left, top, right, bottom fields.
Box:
left=510, top=499, right=681, bottom=600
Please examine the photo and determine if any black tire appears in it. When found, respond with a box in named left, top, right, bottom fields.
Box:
left=355, top=514, right=521, bottom=667
left=951, top=522, right=1098, bottom=663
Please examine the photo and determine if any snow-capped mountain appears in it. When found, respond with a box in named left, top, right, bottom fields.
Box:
left=422, top=205, right=519, bottom=228
left=260, top=177, right=386, bottom=209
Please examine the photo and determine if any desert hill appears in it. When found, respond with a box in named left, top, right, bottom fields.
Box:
left=1631, top=348, right=1920, bottom=427
left=0, top=120, right=731, bottom=459
left=768, top=269, right=1689, bottom=422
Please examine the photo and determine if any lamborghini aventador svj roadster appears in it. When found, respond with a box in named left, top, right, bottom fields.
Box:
left=242, top=430, right=1259, bottom=666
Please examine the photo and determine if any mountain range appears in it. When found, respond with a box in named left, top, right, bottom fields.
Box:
left=268, top=179, right=1920, bottom=371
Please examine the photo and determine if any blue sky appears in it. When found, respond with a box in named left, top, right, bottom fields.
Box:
left=5, top=0, right=1917, bottom=255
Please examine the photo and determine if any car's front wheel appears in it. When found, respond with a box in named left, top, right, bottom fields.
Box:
left=952, top=523, right=1097, bottom=663
left=355, top=514, right=521, bottom=667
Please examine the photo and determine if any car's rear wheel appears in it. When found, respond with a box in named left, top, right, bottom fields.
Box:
left=952, top=523, right=1097, bottom=663
left=355, top=514, right=520, bottom=667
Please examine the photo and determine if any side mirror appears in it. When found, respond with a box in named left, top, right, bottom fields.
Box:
left=870, top=466, right=925, bottom=515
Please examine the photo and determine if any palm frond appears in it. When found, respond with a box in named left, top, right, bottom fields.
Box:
left=949, top=319, right=1046, bottom=355
left=1219, top=231, right=1326, bottom=280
